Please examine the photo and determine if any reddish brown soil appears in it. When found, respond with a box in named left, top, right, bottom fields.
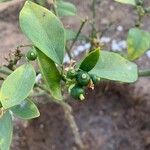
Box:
left=0, top=0, right=150, bottom=150
left=11, top=83, right=150, bottom=150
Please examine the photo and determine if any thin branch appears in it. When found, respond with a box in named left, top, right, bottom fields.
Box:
left=0, top=66, right=12, bottom=75
left=56, top=101, right=85, bottom=149
left=138, top=69, right=150, bottom=77
left=70, top=18, right=87, bottom=51
left=65, top=46, right=72, bottom=60
left=91, top=0, right=97, bottom=38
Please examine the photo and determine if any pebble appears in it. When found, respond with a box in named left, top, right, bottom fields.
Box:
left=35, top=74, right=42, bottom=83
left=111, top=40, right=127, bottom=51
left=117, top=25, right=123, bottom=32
left=146, top=50, right=150, bottom=58
left=100, top=37, right=111, bottom=43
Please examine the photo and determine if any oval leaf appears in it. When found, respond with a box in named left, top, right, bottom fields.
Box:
left=56, top=1, right=77, bottom=17
left=19, top=1, right=65, bottom=65
left=11, top=99, right=40, bottom=120
left=89, top=51, right=138, bottom=83
left=79, top=48, right=100, bottom=72
left=0, top=64, right=36, bottom=109
left=0, top=111, right=13, bottom=150
left=127, top=28, right=150, bottom=60
left=37, top=50, right=63, bottom=100
left=115, top=0, right=136, bottom=5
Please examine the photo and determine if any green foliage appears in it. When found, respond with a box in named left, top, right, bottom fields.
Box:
left=1, top=0, right=150, bottom=149
left=79, top=48, right=100, bottom=72
left=11, top=99, right=40, bottom=120
left=19, top=1, right=65, bottom=65
left=0, top=0, right=11, bottom=2
left=0, top=64, right=36, bottom=109
left=90, top=51, right=138, bottom=83
left=37, top=50, right=63, bottom=100
left=114, top=0, right=136, bottom=5
left=0, top=111, right=13, bottom=150
left=127, top=28, right=150, bottom=61
left=55, top=0, right=77, bottom=17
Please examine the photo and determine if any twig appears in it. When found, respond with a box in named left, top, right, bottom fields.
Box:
left=16, top=44, right=33, bottom=49
left=56, top=101, right=85, bottom=149
left=0, top=66, right=12, bottom=75
left=52, top=0, right=58, bottom=16
left=65, top=46, right=72, bottom=60
left=138, top=69, right=150, bottom=77
left=70, top=18, right=87, bottom=51
left=91, top=0, right=97, bottom=38
left=35, top=83, right=50, bottom=94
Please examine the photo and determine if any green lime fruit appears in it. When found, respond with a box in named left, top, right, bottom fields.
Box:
left=70, top=86, right=85, bottom=100
left=90, top=74, right=101, bottom=84
left=76, top=71, right=90, bottom=86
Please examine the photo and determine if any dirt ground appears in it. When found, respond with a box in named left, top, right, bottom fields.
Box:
left=0, top=0, right=150, bottom=150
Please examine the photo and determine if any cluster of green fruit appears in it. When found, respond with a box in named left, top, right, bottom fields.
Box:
left=26, top=49, right=101, bottom=101
left=66, top=69, right=100, bottom=101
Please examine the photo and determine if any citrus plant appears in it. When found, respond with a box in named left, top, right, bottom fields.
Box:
left=0, top=0, right=150, bottom=149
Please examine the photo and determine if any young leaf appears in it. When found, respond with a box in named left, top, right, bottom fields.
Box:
left=114, top=0, right=136, bottom=5
left=79, top=48, right=100, bottom=72
left=56, top=1, right=77, bottom=17
left=0, top=64, right=36, bottom=109
left=89, top=51, right=138, bottom=83
left=19, top=1, right=65, bottom=65
left=0, top=111, right=13, bottom=150
left=11, top=99, right=40, bottom=120
left=127, top=28, right=150, bottom=61
left=37, top=50, right=63, bottom=100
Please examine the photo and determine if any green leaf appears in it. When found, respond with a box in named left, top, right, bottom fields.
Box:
left=0, top=0, right=11, bottom=2
left=114, top=0, right=136, bottom=5
left=65, top=29, right=85, bottom=41
left=11, top=99, right=40, bottom=120
left=79, top=48, right=100, bottom=72
left=0, top=64, right=36, bottom=109
left=127, top=28, right=150, bottom=60
left=37, top=50, right=63, bottom=100
left=89, top=51, right=138, bottom=83
left=56, top=1, right=77, bottom=17
left=0, top=111, right=13, bottom=150
left=19, top=1, right=65, bottom=65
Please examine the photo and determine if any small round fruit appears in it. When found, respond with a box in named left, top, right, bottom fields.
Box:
left=67, top=69, right=77, bottom=79
left=76, top=71, right=90, bottom=86
left=90, top=74, right=100, bottom=84
left=70, top=86, right=85, bottom=100
left=26, top=49, right=37, bottom=61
